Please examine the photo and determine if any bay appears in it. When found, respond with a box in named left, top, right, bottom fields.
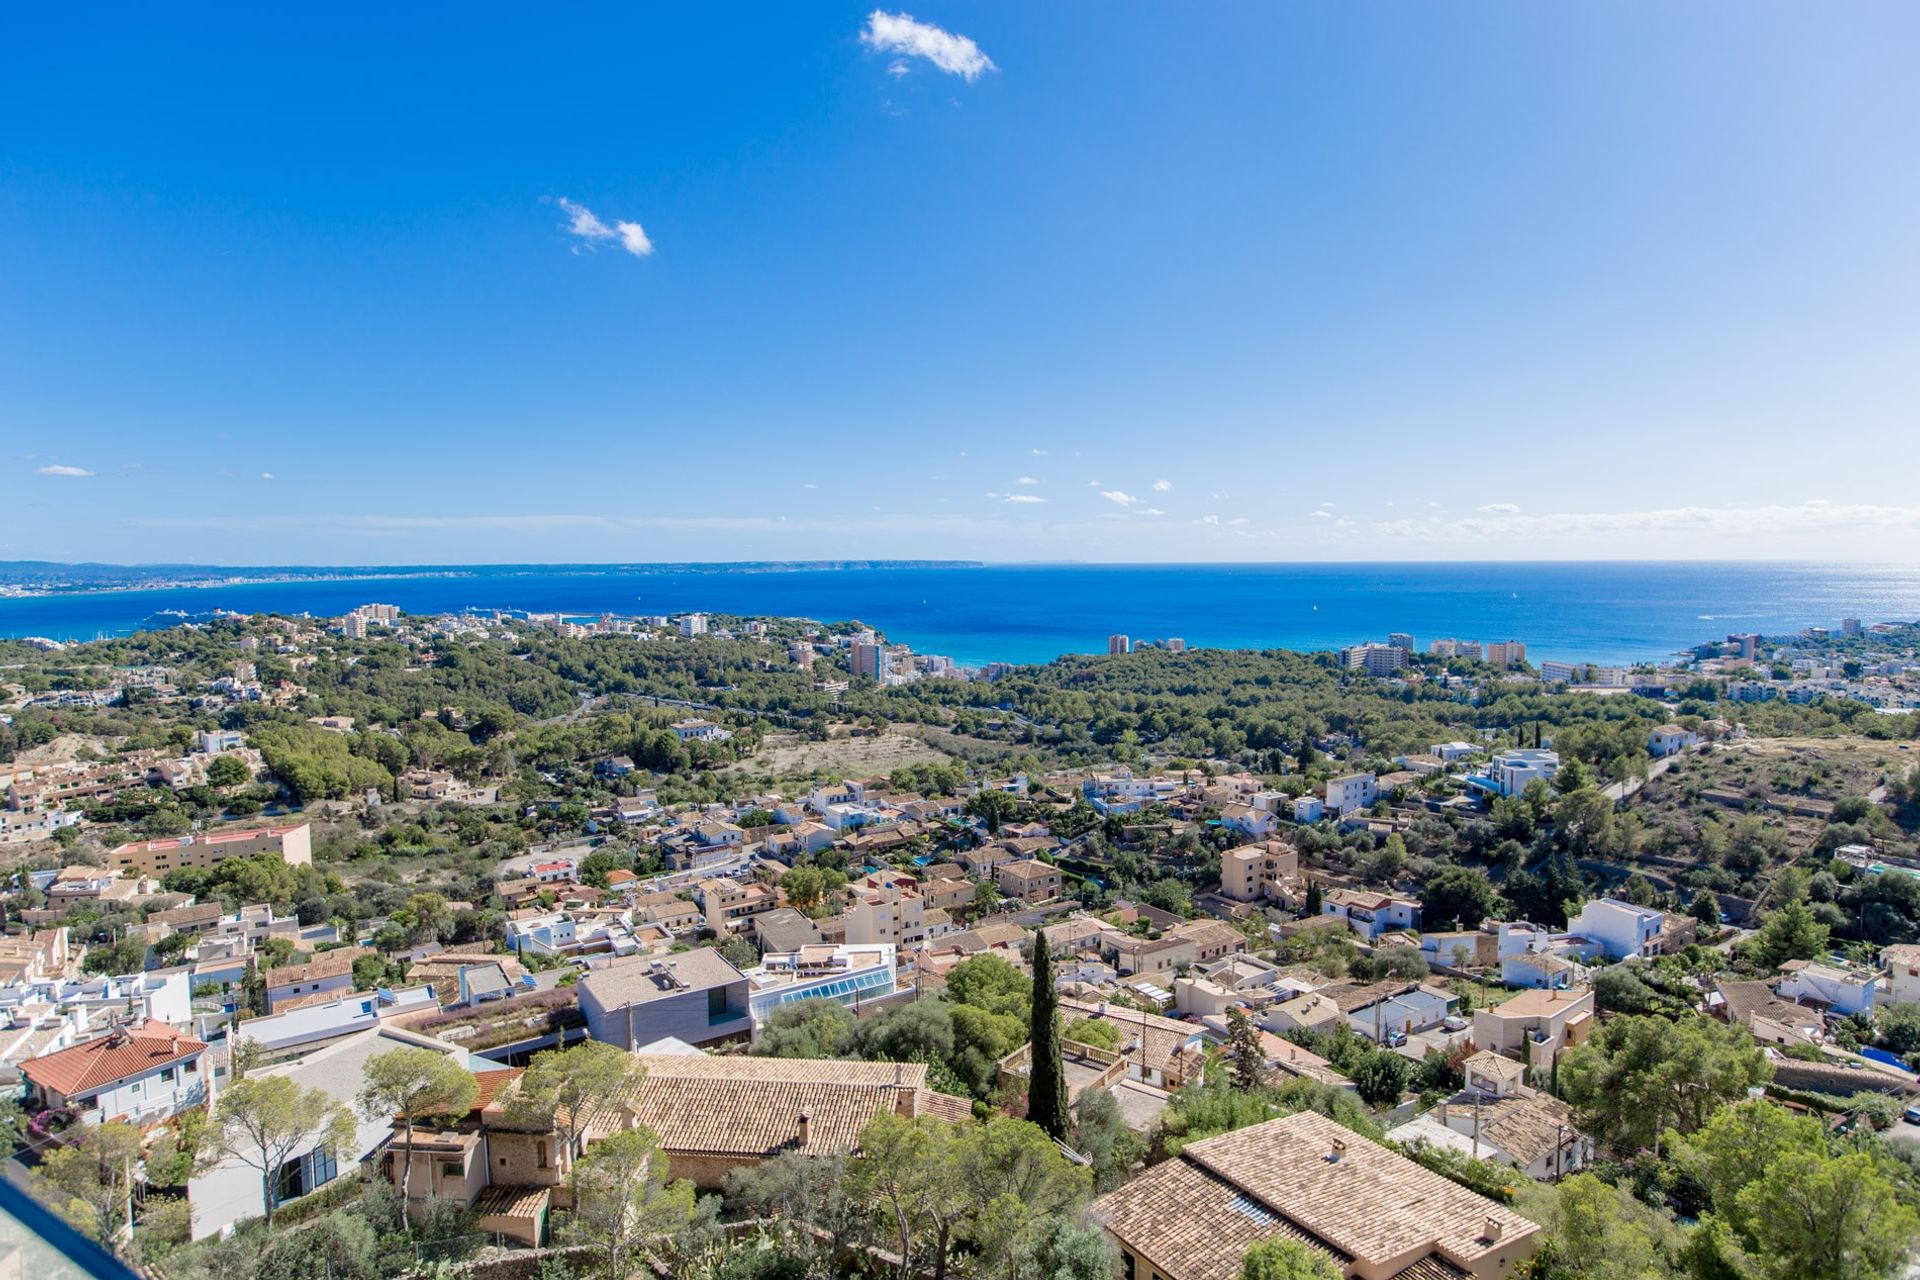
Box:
left=4, top=561, right=1920, bottom=669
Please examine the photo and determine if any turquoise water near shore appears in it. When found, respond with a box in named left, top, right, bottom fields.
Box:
left=4, top=562, right=1919, bottom=669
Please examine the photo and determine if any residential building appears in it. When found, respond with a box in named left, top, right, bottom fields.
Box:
left=698, top=877, right=778, bottom=932
left=1323, top=773, right=1377, bottom=817
left=846, top=881, right=926, bottom=946
left=1264, top=992, right=1346, bottom=1038
left=1339, top=643, right=1408, bottom=676
left=193, top=1024, right=468, bottom=1239
left=1091, top=1111, right=1540, bottom=1280
left=1486, top=640, right=1528, bottom=667
left=1103, top=932, right=1198, bottom=978
left=230, top=985, right=440, bottom=1052
left=744, top=944, right=900, bottom=1023
left=1108, top=634, right=1131, bottom=655
left=670, top=718, right=731, bottom=743
left=1431, top=741, right=1478, bottom=762
left=849, top=642, right=892, bottom=681
left=1388, top=1051, right=1593, bottom=1182
left=1776, top=959, right=1879, bottom=1016
left=263, top=946, right=370, bottom=1013
left=1291, top=795, right=1325, bottom=824
left=1472, top=985, right=1595, bottom=1079
left=21, top=1021, right=208, bottom=1126
left=1387, top=632, right=1415, bottom=651
left=107, top=822, right=312, bottom=876
left=1058, top=998, right=1207, bottom=1089
left=678, top=613, right=708, bottom=637
left=996, top=859, right=1063, bottom=903
left=1218, top=840, right=1299, bottom=903
left=578, top=950, right=753, bottom=1050
left=1321, top=888, right=1420, bottom=940
left=1469, top=749, right=1559, bottom=799
left=1648, top=723, right=1702, bottom=758
left=1567, top=898, right=1665, bottom=961
left=1884, top=944, right=1920, bottom=1005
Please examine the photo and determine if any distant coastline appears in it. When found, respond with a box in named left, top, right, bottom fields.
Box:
left=0, top=559, right=985, bottom=598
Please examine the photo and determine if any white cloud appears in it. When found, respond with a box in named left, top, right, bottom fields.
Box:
left=1031, top=448, right=1048, bottom=455
left=260, top=472, right=275, bottom=481
left=1099, top=490, right=1140, bottom=507
left=861, top=11, right=996, bottom=81
left=1310, top=510, right=1332, bottom=519
left=1152, top=479, right=1171, bottom=492
left=615, top=221, right=654, bottom=257
left=802, top=483, right=817, bottom=489
left=1198, top=514, right=1220, bottom=526
left=1016, top=475, right=1038, bottom=486
left=1003, top=494, right=1045, bottom=505
left=1477, top=502, right=1522, bottom=515
left=1230, top=517, right=1250, bottom=526
left=553, top=197, right=654, bottom=257
left=1373, top=499, right=1920, bottom=546
left=886, top=59, right=911, bottom=77
left=1319, top=501, right=1335, bottom=508
left=1140, top=508, right=1165, bottom=516
left=37, top=464, right=93, bottom=477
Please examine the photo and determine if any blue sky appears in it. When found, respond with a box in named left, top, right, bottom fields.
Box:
left=4, top=3, right=1918, bottom=565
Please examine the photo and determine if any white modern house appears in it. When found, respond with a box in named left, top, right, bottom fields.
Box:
left=1567, top=898, right=1666, bottom=961
left=1468, top=749, right=1560, bottom=799
left=189, top=1024, right=472, bottom=1239
left=1323, top=773, right=1378, bottom=817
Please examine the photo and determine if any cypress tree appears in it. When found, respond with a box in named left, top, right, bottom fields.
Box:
left=1304, top=878, right=1323, bottom=916
left=1026, top=928, right=1069, bottom=1141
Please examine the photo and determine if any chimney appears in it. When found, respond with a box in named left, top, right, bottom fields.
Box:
left=797, top=1113, right=810, bottom=1146
left=1483, top=1216, right=1503, bottom=1242
left=1326, top=1137, right=1347, bottom=1163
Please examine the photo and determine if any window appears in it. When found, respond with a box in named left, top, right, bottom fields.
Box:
left=159, top=1068, right=175, bottom=1083
left=537, top=1142, right=549, bottom=1169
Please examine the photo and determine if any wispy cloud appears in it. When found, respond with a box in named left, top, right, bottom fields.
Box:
left=1016, top=475, right=1038, bottom=486
left=1310, top=510, right=1332, bottom=519
left=552, top=197, right=654, bottom=257
left=1152, top=479, right=1171, bottom=492
left=1099, top=490, right=1140, bottom=508
left=1002, top=494, right=1045, bottom=505
left=1373, top=499, right=1920, bottom=545
left=260, top=472, right=275, bottom=481
left=37, top=464, right=93, bottom=478
left=1477, top=502, right=1521, bottom=515
left=861, top=11, right=996, bottom=81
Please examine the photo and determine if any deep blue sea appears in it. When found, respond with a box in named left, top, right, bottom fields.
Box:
left=4, top=562, right=1920, bottom=669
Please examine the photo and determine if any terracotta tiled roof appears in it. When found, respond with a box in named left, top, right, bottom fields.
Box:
left=264, top=945, right=370, bottom=988
left=616, top=1055, right=969, bottom=1159
left=1091, top=1143, right=1348, bottom=1280
left=22, top=1021, right=206, bottom=1097
left=473, top=1183, right=551, bottom=1222
left=1188, top=1112, right=1534, bottom=1266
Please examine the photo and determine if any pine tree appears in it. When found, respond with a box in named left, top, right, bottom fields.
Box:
left=1226, top=1007, right=1265, bottom=1092
left=1026, top=928, right=1069, bottom=1141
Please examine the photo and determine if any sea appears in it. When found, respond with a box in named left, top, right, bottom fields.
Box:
left=4, top=562, right=1920, bottom=670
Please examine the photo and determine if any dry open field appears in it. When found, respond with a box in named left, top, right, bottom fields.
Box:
left=729, top=728, right=956, bottom=781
